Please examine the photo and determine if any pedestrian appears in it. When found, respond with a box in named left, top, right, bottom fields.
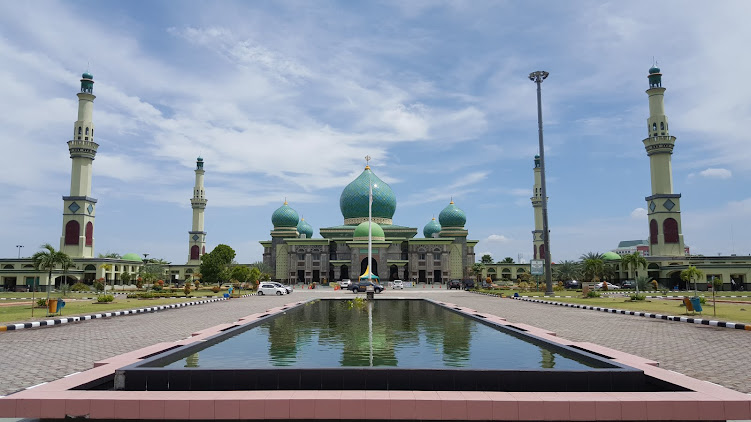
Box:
left=731, top=278, right=736, bottom=291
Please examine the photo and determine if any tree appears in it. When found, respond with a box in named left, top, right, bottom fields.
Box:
left=250, top=261, right=273, bottom=275
left=579, top=251, right=603, bottom=262
left=621, top=252, right=648, bottom=291
left=31, top=243, right=72, bottom=316
left=681, top=265, right=704, bottom=296
left=200, top=244, right=236, bottom=285
left=470, top=263, right=485, bottom=283
left=480, top=254, right=494, bottom=264
left=98, top=252, right=121, bottom=259
left=552, top=260, right=580, bottom=282
left=499, top=257, right=515, bottom=264
left=140, top=258, right=169, bottom=284
left=582, top=257, right=604, bottom=282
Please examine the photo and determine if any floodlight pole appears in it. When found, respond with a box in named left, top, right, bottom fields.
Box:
left=529, top=70, right=554, bottom=296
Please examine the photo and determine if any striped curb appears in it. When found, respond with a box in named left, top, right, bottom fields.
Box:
left=510, top=296, right=751, bottom=331
left=0, top=294, right=255, bottom=332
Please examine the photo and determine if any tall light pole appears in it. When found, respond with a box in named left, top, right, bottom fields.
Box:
left=529, top=70, right=553, bottom=296
left=16, top=245, right=23, bottom=259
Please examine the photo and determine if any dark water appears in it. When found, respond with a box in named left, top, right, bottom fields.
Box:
left=163, top=299, right=600, bottom=370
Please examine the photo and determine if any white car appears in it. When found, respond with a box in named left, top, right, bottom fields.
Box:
left=594, top=282, right=619, bottom=290
left=340, top=279, right=352, bottom=288
left=270, top=282, right=293, bottom=294
left=257, top=283, right=287, bottom=296
left=392, top=280, right=404, bottom=289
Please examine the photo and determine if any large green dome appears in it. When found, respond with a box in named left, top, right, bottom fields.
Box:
left=439, top=200, right=466, bottom=228
left=353, top=221, right=385, bottom=240
left=602, top=251, right=622, bottom=261
left=122, top=253, right=142, bottom=262
left=271, top=201, right=299, bottom=228
left=340, top=166, right=396, bottom=224
left=423, top=217, right=441, bottom=238
left=297, top=218, right=313, bottom=238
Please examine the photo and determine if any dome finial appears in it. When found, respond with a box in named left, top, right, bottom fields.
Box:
left=364, top=154, right=371, bottom=170
left=450, top=196, right=454, bottom=205
left=284, top=197, right=288, bottom=205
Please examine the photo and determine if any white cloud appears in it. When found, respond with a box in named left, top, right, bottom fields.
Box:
left=630, top=207, right=647, bottom=219
left=487, top=234, right=512, bottom=243
left=698, top=168, right=732, bottom=179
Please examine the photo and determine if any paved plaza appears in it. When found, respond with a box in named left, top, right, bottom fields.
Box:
left=1, top=289, right=749, bottom=397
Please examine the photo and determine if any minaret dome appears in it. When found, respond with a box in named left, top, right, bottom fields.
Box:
left=80, top=72, right=94, bottom=94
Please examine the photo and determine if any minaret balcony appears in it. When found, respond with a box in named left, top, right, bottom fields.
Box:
left=67, top=140, right=99, bottom=159
left=643, top=135, right=676, bottom=155
left=190, top=198, right=207, bottom=208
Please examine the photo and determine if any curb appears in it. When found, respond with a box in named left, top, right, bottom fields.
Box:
left=0, top=294, right=255, bottom=332
left=510, top=296, right=751, bottom=331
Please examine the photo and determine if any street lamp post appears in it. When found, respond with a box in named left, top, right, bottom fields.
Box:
left=16, top=245, right=23, bottom=259
left=529, top=70, right=554, bottom=296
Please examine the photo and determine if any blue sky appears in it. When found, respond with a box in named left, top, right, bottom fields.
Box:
left=2, top=0, right=750, bottom=264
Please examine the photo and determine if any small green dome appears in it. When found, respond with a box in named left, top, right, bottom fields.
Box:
left=602, top=251, right=621, bottom=261
left=122, top=253, right=142, bottom=262
left=649, top=66, right=660, bottom=74
left=271, top=201, right=299, bottom=228
left=197, top=156, right=203, bottom=161
left=423, top=217, right=441, bottom=238
left=353, top=221, right=385, bottom=240
left=82, top=72, right=93, bottom=79
left=340, top=166, right=396, bottom=221
left=439, top=200, right=466, bottom=228
left=297, top=218, right=313, bottom=238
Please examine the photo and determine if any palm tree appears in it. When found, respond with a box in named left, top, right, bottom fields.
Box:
left=553, top=260, right=581, bottom=282
left=31, top=244, right=72, bottom=315
left=681, top=266, right=704, bottom=296
left=471, top=263, right=486, bottom=284
left=582, top=258, right=604, bottom=282
left=579, top=251, right=603, bottom=262
left=621, top=252, right=648, bottom=292
left=499, top=257, right=515, bottom=264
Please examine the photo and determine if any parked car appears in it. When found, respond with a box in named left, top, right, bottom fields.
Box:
left=257, top=283, right=287, bottom=296
left=462, top=279, right=475, bottom=290
left=339, top=279, right=352, bottom=288
left=270, top=282, right=293, bottom=294
left=594, top=282, right=619, bottom=290
left=448, top=279, right=462, bottom=290
left=392, top=280, right=404, bottom=289
left=351, top=280, right=384, bottom=293
left=621, top=280, right=636, bottom=289
left=564, top=280, right=580, bottom=289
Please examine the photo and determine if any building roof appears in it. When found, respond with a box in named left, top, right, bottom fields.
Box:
left=339, top=166, right=396, bottom=221
left=617, top=239, right=648, bottom=248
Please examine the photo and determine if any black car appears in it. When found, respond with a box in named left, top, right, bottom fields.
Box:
left=351, top=280, right=384, bottom=293
left=621, top=280, right=636, bottom=289
left=564, top=280, right=580, bottom=289
left=448, top=279, right=462, bottom=290
left=462, top=279, right=475, bottom=290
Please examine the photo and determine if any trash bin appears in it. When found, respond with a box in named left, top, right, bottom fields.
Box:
left=689, top=297, right=702, bottom=313
left=47, top=298, right=58, bottom=314
left=513, top=292, right=519, bottom=297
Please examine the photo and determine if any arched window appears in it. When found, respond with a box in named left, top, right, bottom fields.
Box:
left=660, top=122, right=665, bottom=130
left=663, top=218, right=679, bottom=243
left=652, top=123, right=657, bottom=132
left=650, top=219, right=658, bottom=244
left=539, top=244, right=545, bottom=260
left=65, top=220, right=80, bottom=245
left=85, top=127, right=89, bottom=135
left=78, top=127, right=82, bottom=135
left=85, top=222, right=93, bottom=246
left=190, top=245, right=200, bottom=260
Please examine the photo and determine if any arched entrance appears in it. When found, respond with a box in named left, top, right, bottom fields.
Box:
left=360, top=257, right=378, bottom=278
left=54, top=275, right=78, bottom=288
left=340, top=265, right=349, bottom=280
left=83, top=265, right=96, bottom=283
left=389, top=265, right=398, bottom=281
left=668, top=271, right=685, bottom=290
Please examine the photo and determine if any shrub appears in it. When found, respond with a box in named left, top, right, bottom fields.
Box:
left=71, top=282, right=89, bottom=291
left=651, top=280, right=659, bottom=290
left=602, top=281, right=609, bottom=291
left=211, top=286, right=221, bottom=293
left=586, top=290, right=600, bottom=298
left=36, top=298, right=48, bottom=307
left=629, top=293, right=646, bottom=301
left=136, top=277, right=143, bottom=289
left=194, top=280, right=200, bottom=289
left=518, top=282, right=530, bottom=292
left=183, top=284, right=191, bottom=295
left=93, top=280, right=105, bottom=292
left=553, top=282, right=565, bottom=292
left=97, top=294, right=114, bottom=303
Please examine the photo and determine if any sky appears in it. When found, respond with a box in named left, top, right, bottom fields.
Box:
left=2, top=0, right=751, bottom=265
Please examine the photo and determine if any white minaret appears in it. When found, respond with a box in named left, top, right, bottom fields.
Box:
left=531, top=155, right=544, bottom=260
left=187, top=157, right=207, bottom=264
left=642, top=66, right=685, bottom=257
left=60, top=72, right=99, bottom=258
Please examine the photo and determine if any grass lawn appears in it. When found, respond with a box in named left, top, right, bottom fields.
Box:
left=0, top=296, right=224, bottom=325
left=529, top=296, right=751, bottom=324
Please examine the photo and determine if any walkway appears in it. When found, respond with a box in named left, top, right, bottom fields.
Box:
left=1, top=289, right=749, bottom=396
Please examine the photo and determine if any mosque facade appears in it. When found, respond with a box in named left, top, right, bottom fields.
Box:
left=260, top=165, right=477, bottom=284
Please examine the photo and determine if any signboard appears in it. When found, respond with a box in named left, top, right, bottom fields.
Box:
left=530, top=260, right=545, bottom=275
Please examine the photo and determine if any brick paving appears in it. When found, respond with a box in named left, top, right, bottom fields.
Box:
left=1, top=289, right=749, bottom=396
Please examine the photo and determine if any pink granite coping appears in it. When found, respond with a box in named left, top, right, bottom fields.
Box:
left=1, top=298, right=749, bottom=421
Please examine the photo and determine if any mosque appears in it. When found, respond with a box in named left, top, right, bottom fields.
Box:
left=259, top=164, right=477, bottom=285
left=0, top=67, right=749, bottom=291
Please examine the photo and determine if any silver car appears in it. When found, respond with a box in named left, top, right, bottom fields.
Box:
left=270, top=282, right=293, bottom=294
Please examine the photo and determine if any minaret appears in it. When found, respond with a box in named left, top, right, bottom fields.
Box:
left=60, top=72, right=99, bottom=258
left=531, top=155, right=544, bottom=259
left=187, top=157, right=207, bottom=264
left=642, top=66, right=685, bottom=256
